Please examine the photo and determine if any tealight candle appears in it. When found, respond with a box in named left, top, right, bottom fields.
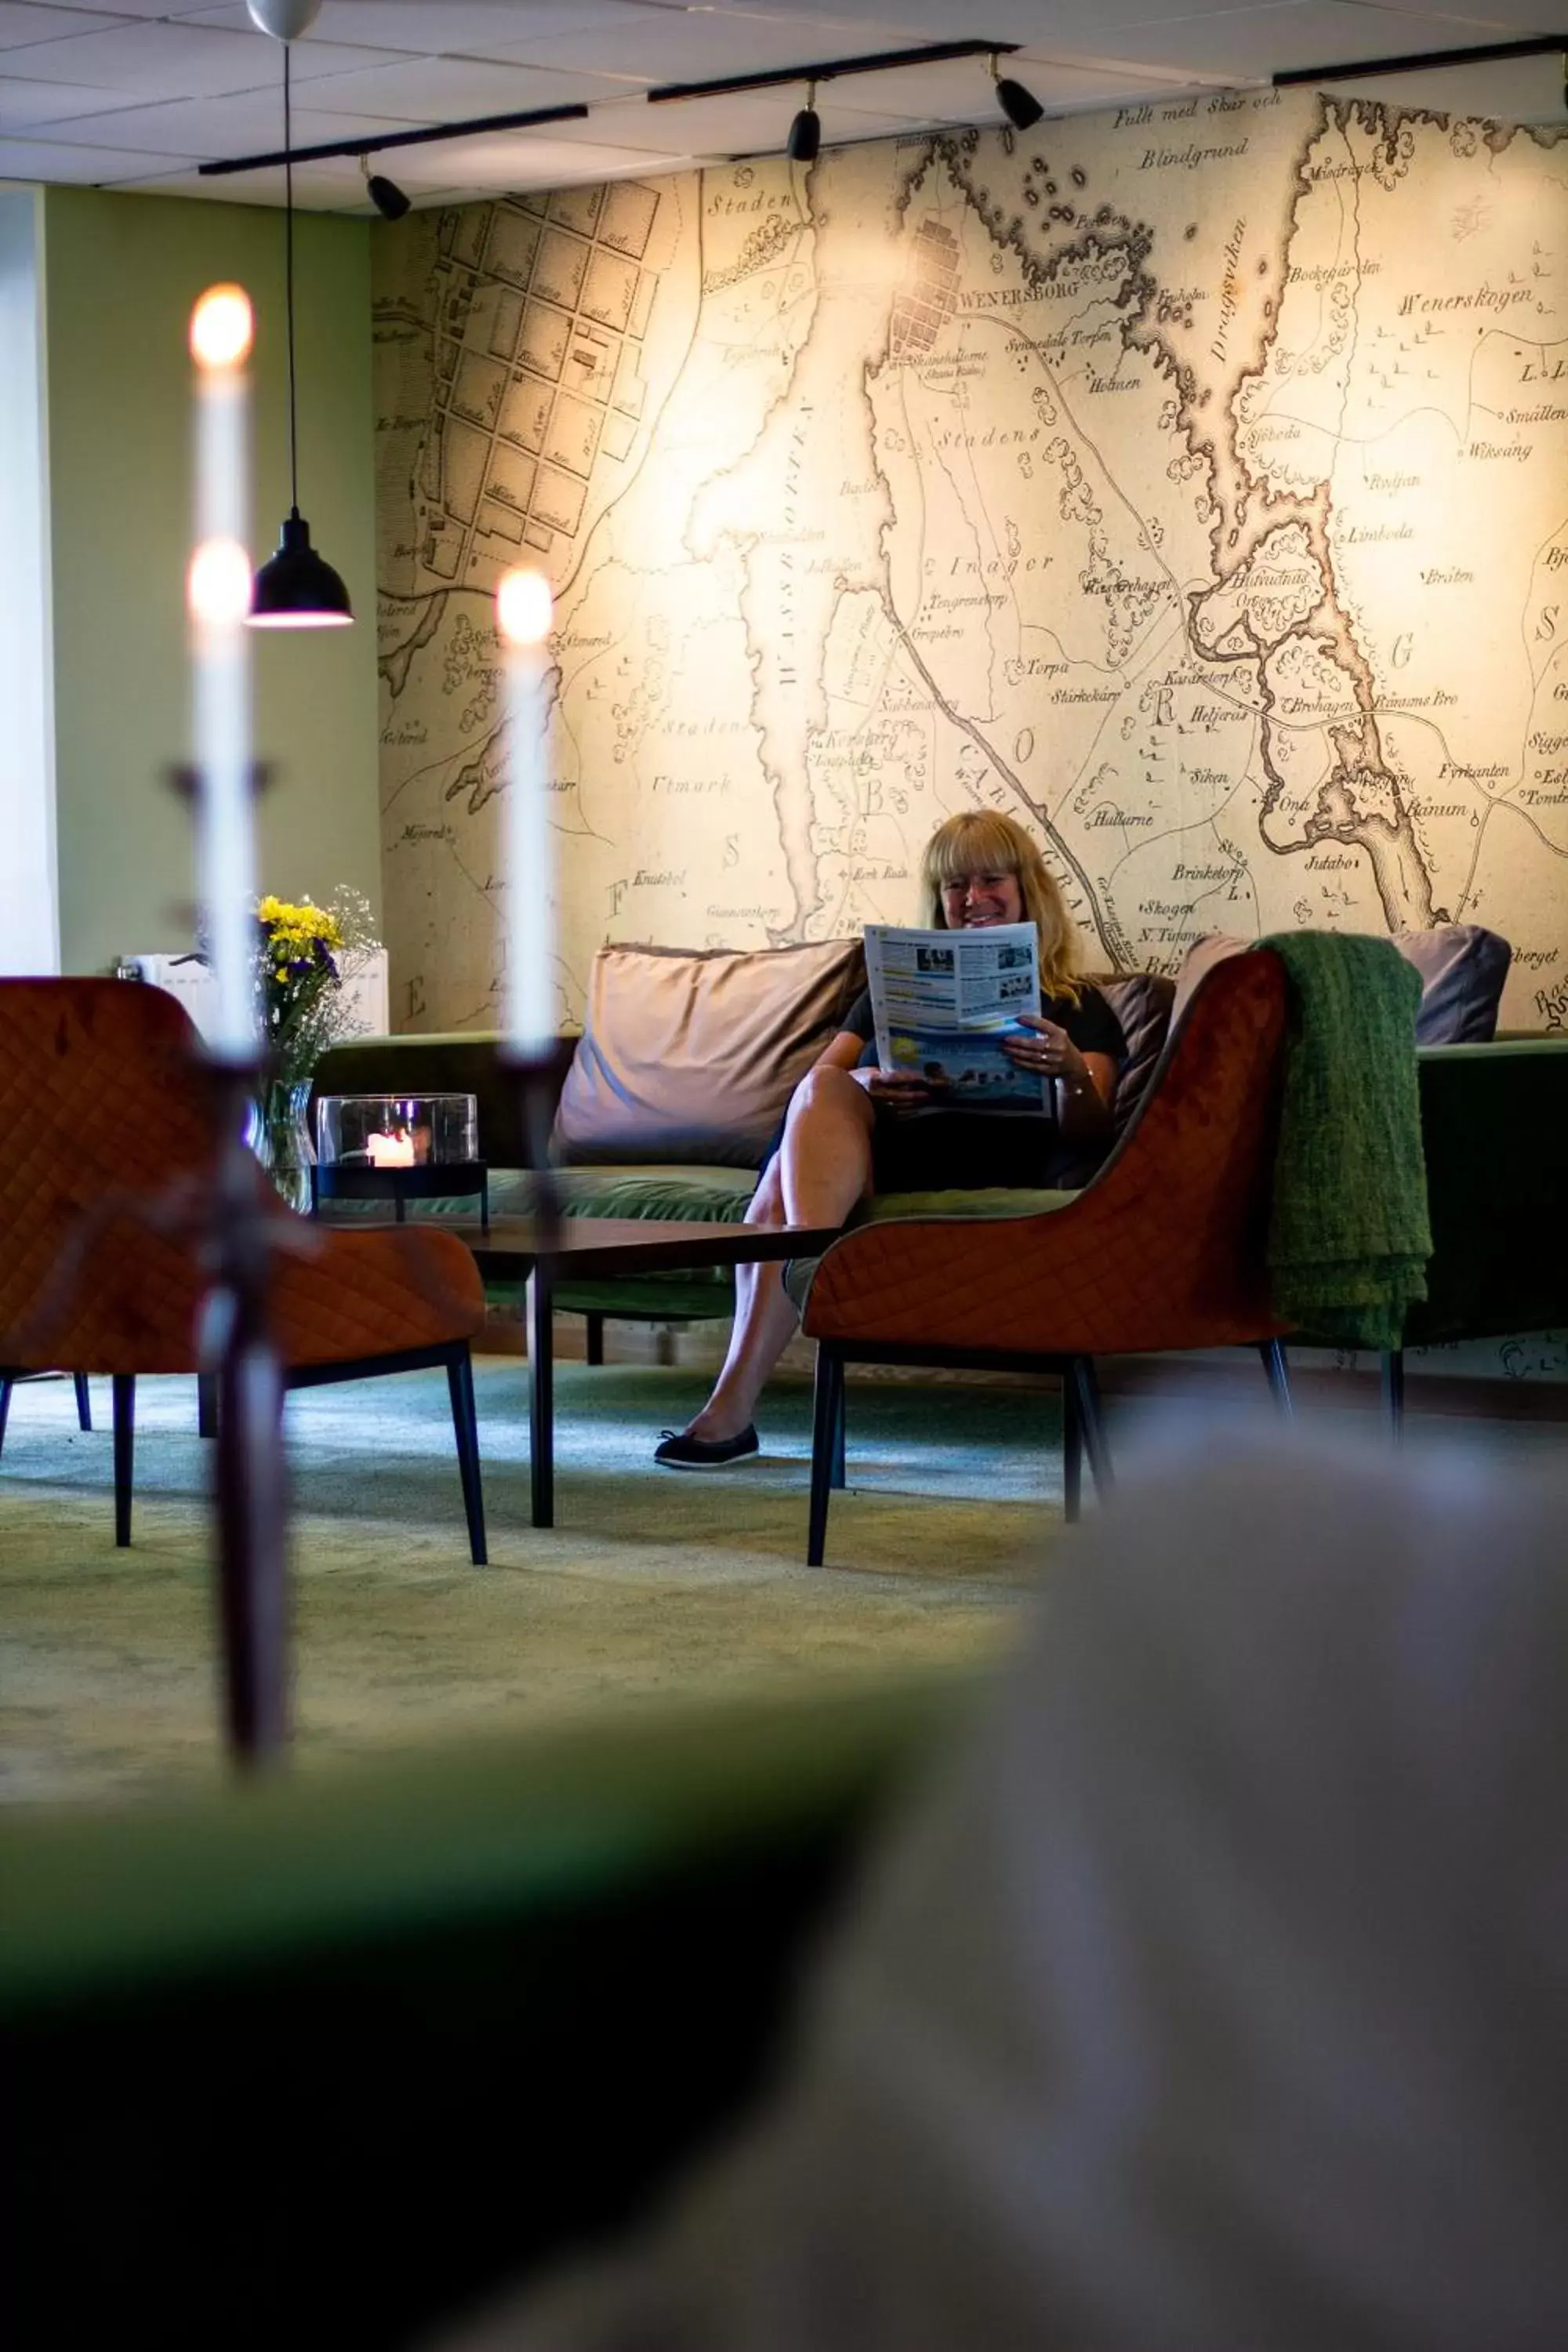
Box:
left=366, top=1131, right=416, bottom=1167
left=189, top=284, right=258, bottom=1062
left=495, top=567, right=555, bottom=1058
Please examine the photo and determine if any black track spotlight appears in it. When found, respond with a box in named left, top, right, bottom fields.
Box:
left=361, top=154, right=411, bottom=220
left=992, top=51, right=1044, bottom=130
left=786, top=80, right=821, bottom=162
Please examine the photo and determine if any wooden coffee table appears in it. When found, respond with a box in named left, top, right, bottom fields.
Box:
left=348, top=1214, right=840, bottom=1530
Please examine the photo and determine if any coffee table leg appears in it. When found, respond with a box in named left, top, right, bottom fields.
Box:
left=528, top=1261, right=554, bottom=1529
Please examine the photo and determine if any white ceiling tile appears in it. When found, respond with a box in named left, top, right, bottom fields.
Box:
left=1, top=74, right=153, bottom=129
left=298, top=52, right=633, bottom=117
left=2, top=18, right=414, bottom=93
left=1309, top=0, right=1568, bottom=27
left=309, top=1, right=651, bottom=49
left=59, top=0, right=239, bottom=15
left=0, top=2, right=122, bottom=47
left=483, top=10, right=938, bottom=82
left=121, top=150, right=369, bottom=201
left=374, top=126, right=686, bottom=189
left=0, top=129, right=204, bottom=176
left=1078, top=0, right=1544, bottom=72
left=27, top=89, right=425, bottom=151
left=675, top=0, right=1044, bottom=30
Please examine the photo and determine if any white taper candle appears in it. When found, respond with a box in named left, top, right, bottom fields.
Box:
left=495, top=567, right=556, bottom=1056
left=189, top=285, right=258, bottom=1061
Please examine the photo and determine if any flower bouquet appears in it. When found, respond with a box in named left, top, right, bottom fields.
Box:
left=251, top=888, right=381, bottom=1209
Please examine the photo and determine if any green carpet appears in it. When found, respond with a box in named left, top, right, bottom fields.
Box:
left=0, top=1359, right=1062, bottom=1806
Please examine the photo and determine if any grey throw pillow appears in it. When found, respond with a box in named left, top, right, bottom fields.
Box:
left=1171, top=926, right=1512, bottom=1044
left=1092, top=971, right=1175, bottom=1132
left=1393, top=925, right=1512, bottom=1044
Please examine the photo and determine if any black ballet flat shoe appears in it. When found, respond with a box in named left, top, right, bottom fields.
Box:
left=654, top=1425, right=760, bottom=1470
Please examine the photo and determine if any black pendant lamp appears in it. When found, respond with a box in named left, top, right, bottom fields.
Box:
left=249, top=39, right=352, bottom=628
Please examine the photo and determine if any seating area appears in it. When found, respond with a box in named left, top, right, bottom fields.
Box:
left=5, top=13, right=1568, bottom=2342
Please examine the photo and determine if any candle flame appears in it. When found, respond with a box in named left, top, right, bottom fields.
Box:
left=189, top=537, right=253, bottom=628
left=191, top=284, right=254, bottom=371
left=496, top=568, right=553, bottom=647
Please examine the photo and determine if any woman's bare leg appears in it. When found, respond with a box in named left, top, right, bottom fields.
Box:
left=680, top=1068, right=875, bottom=1442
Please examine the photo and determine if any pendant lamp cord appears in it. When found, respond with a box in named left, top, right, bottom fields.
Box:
left=284, top=40, right=299, bottom=517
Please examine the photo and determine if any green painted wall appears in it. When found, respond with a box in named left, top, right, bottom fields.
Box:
left=42, top=187, right=380, bottom=974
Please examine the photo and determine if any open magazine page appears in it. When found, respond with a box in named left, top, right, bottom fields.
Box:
left=862, top=924, right=1047, bottom=1109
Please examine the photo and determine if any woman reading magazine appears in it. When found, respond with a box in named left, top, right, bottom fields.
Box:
left=654, top=811, right=1125, bottom=1469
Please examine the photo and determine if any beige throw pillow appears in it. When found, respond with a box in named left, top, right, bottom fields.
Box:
left=554, top=938, right=867, bottom=1169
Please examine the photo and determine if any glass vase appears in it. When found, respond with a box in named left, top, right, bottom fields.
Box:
left=252, top=1076, right=316, bottom=1214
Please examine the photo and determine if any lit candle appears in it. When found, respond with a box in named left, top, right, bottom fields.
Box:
left=366, top=1131, right=415, bottom=1167
left=189, top=284, right=257, bottom=1062
left=495, top=567, right=555, bottom=1057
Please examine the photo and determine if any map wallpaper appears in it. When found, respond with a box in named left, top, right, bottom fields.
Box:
left=372, top=89, right=1568, bottom=1037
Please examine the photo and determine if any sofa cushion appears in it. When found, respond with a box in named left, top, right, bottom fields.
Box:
left=554, top=939, right=866, bottom=1171
left=1171, top=925, right=1512, bottom=1044
left=489, top=1163, right=756, bottom=1227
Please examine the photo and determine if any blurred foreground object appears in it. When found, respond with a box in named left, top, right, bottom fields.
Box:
left=0, top=1681, right=954, bottom=2350
left=455, top=1430, right=1568, bottom=2352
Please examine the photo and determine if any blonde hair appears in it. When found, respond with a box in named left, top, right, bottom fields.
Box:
left=920, top=810, right=1081, bottom=1001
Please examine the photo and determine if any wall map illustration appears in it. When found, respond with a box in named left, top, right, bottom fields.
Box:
left=374, top=89, right=1568, bottom=1036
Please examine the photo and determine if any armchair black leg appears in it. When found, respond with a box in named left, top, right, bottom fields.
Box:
left=112, top=1374, right=136, bottom=1548
left=198, top=1372, right=218, bottom=1439
left=808, top=1347, right=844, bottom=1568
left=1259, top=1339, right=1293, bottom=1417
left=1068, top=1356, right=1114, bottom=1502
left=830, top=1373, right=847, bottom=1491
left=74, top=1374, right=93, bottom=1432
left=445, top=1347, right=488, bottom=1566
left=585, top=1312, right=604, bottom=1367
left=1062, top=1373, right=1082, bottom=1524
left=1382, top=1348, right=1405, bottom=1442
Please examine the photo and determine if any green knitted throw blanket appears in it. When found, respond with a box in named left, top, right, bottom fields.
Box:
left=1262, top=933, right=1432, bottom=1352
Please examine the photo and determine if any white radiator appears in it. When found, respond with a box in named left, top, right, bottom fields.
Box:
left=118, top=949, right=390, bottom=1045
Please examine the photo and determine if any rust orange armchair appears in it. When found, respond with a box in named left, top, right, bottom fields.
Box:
left=800, top=952, right=1293, bottom=1564
left=0, top=980, right=490, bottom=1560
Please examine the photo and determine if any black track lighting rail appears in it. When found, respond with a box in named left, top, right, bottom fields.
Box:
left=1273, top=31, right=1566, bottom=85
left=199, top=36, right=1027, bottom=182
left=647, top=38, right=1017, bottom=106
left=199, top=98, right=589, bottom=176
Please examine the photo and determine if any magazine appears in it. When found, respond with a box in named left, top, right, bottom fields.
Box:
left=862, top=923, right=1047, bottom=1109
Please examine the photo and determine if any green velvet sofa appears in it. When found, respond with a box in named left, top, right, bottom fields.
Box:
left=313, top=1019, right=1568, bottom=1381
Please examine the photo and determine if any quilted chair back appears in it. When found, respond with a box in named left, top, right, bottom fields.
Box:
left=1, top=979, right=234, bottom=1375
left=804, top=951, right=1291, bottom=1359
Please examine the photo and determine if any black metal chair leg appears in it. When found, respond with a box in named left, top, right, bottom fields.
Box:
left=1382, top=1348, right=1405, bottom=1442
left=445, top=1347, right=488, bottom=1566
left=1062, top=1372, right=1082, bottom=1524
left=585, top=1312, right=604, bottom=1367
left=74, top=1374, right=93, bottom=1432
left=112, top=1373, right=136, bottom=1548
left=0, top=1377, right=11, bottom=1460
left=1259, top=1338, right=1293, bottom=1418
left=830, top=1370, right=847, bottom=1491
left=197, top=1371, right=218, bottom=1439
left=808, top=1348, right=844, bottom=1568
left=1069, top=1356, right=1114, bottom=1502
